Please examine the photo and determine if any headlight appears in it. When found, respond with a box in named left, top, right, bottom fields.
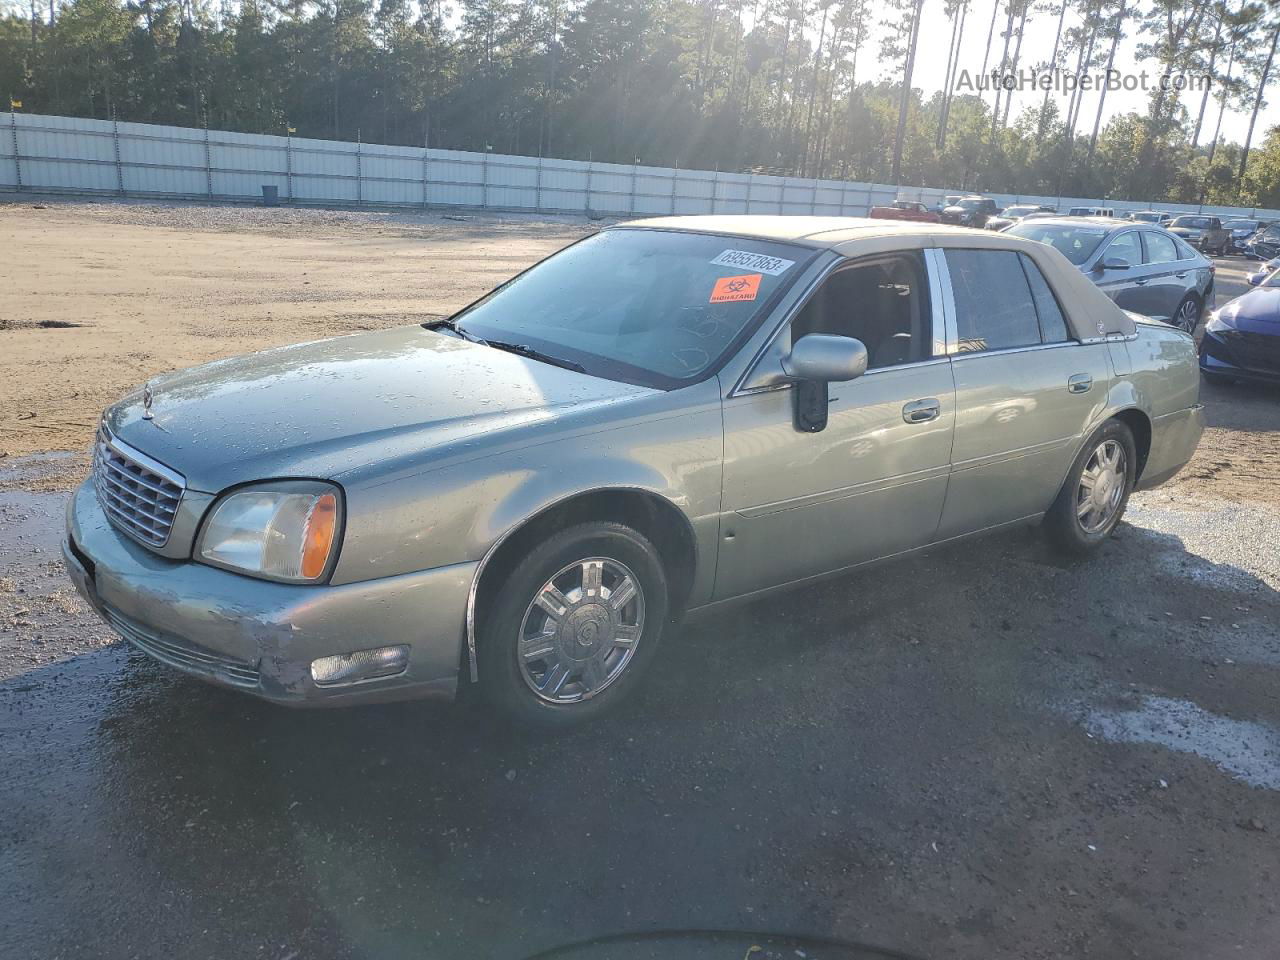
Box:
left=198, top=481, right=342, bottom=582
left=1205, top=310, right=1234, bottom=334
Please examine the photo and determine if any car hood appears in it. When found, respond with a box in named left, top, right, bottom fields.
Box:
left=942, top=205, right=970, bottom=215
left=1218, top=287, right=1280, bottom=334
left=105, top=326, right=657, bottom=492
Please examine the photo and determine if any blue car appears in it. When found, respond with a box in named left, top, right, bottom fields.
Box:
left=1200, top=268, right=1280, bottom=385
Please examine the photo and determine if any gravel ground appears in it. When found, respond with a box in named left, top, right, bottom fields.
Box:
left=1, top=201, right=1279, bottom=960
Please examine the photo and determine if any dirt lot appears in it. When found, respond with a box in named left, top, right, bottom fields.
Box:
left=2, top=200, right=1279, bottom=960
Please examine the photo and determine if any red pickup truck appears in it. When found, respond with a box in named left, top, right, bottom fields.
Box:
left=868, top=200, right=941, bottom=222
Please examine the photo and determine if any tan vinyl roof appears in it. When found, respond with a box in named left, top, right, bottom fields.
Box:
left=618, top=215, right=983, bottom=247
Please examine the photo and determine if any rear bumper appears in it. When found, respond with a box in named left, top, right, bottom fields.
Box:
left=1135, top=404, right=1206, bottom=491
left=64, top=480, right=473, bottom=706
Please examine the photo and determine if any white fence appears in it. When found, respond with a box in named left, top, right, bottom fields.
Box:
left=4, top=111, right=1279, bottom=222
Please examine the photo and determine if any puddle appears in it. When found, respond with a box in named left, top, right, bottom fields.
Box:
left=1085, top=695, right=1280, bottom=790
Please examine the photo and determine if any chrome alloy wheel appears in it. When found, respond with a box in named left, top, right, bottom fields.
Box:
left=1177, top=298, right=1200, bottom=333
left=1076, top=439, right=1127, bottom=534
left=518, top=557, right=645, bottom=703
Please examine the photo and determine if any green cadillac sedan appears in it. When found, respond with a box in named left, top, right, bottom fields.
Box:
left=64, top=216, right=1204, bottom=727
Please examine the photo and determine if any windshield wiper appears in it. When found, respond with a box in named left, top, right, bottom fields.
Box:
left=482, top=339, right=587, bottom=373
left=422, top=317, right=486, bottom=344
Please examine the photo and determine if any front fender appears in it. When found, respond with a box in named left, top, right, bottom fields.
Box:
left=330, top=380, right=725, bottom=588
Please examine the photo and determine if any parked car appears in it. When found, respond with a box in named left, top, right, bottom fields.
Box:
left=1222, top=218, right=1263, bottom=253
left=63, top=217, right=1204, bottom=725
left=1246, top=256, right=1280, bottom=285
left=985, top=204, right=1056, bottom=231
left=940, top=196, right=1001, bottom=227
left=937, top=194, right=963, bottom=213
left=1067, top=206, right=1116, bottom=217
left=869, top=200, right=941, bottom=222
left=1244, top=223, right=1280, bottom=260
left=1200, top=270, right=1280, bottom=385
left=1006, top=217, right=1214, bottom=333
left=1127, top=211, right=1173, bottom=224
left=1167, top=215, right=1230, bottom=255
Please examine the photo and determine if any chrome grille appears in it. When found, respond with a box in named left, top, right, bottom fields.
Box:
left=103, top=604, right=261, bottom=688
left=94, top=428, right=185, bottom=548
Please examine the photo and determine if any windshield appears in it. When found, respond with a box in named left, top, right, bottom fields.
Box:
left=1004, top=206, right=1039, bottom=217
left=1225, top=219, right=1258, bottom=230
left=955, top=198, right=983, bottom=209
left=448, top=229, right=812, bottom=388
left=1132, top=212, right=1161, bottom=222
left=1006, top=222, right=1110, bottom=264
left=1172, top=216, right=1211, bottom=228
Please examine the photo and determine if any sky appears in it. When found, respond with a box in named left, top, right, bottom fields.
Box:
left=893, top=0, right=1277, bottom=145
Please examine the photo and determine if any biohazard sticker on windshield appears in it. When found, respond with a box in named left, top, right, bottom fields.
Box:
left=709, top=274, right=762, bottom=303
left=710, top=250, right=795, bottom=276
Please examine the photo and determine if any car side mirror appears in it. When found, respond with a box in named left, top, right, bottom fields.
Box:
left=1248, top=273, right=1262, bottom=286
left=1100, top=257, right=1131, bottom=271
left=782, top=334, right=868, bottom=433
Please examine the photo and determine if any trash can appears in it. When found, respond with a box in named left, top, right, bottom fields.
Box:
left=261, top=185, right=279, bottom=207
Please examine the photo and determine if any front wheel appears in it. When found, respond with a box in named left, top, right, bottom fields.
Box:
left=1045, top=421, right=1137, bottom=556
left=477, top=521, right=669, bottom=728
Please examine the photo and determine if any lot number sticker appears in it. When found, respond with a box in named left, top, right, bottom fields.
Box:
left=710, top=250, right=796, bottom=276
left=709, top=274, right=763, bottom=303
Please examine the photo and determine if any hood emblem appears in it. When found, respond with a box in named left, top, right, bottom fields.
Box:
left=142, top=383, right=154, bottom=420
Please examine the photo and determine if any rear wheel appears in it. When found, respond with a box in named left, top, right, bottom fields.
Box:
left=477, top=521, right=669, bottom=728
left=1045, top=420, right=1137, bottom=556
left=1174, top=295, right=1201, bottom=334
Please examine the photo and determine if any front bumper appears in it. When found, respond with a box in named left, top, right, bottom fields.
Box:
left=64, top=480, right=474, bottom=705
left=1200, top=330, right=1280, bottom=384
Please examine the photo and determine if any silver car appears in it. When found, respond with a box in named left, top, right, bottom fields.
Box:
left=1005, top=217, right=1215, bottom=333
left=63, top=217, right=1205, bottom=726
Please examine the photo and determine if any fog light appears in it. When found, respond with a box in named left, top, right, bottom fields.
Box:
left=310, top=645, right=409, bottom=686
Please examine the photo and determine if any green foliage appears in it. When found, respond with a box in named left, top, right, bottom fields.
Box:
left=1, top=0, right=1278, bottom=205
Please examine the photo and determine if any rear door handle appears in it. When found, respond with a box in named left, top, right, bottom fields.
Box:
left=1134, top=278, right=1148, bottom=285
left=1068, top=374, right=1093, bottom=394
left=902, top=397, right=941, bottom=423
left=1175, top=271, right=1188, bottom=278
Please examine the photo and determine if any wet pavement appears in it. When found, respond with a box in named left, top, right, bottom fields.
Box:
left=2, top=255, right=1279, bottom=959
left=3, top=451, right=1280, bottom=960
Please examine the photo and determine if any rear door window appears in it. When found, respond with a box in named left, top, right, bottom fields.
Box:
left=944, top=249, right=1043, bottom=353
left=1143, top=231, right=1179, bottom=264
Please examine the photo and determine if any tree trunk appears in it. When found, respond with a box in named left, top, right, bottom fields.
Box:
left=938, top=0, right=969, bottom=151
left=991, top=1, right=1015, bottom=130
left=1237, top=21, right=1280, bottom=196
left=1000, top=0, right=1029, bottom=128
left=937, top=4, right=962, bottom=149
left=1086, top=0, right=1126, bottom=164
left=1037, top=0, right=1067, bottom=139
left=890, top=0, right=924, bottom=183
left=799, top=3, right=829, bottom=175
left=980, top=0, right=999, bottom=75
left=1192, top=10, right=1223, bottom=147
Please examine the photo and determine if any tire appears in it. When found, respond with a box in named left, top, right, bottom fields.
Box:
left=476, top=521, right=669, bottom=729
left=1045, top=420, right=1138, bottom=557
left=1174, top=294, right=1201, bottom=334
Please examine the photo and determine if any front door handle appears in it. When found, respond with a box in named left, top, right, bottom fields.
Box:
left=1068, top=373, right=1093, bottom=394
left=1175, top=271, right=1188, bottom=278
left=902, top=397, right=941, bottom=423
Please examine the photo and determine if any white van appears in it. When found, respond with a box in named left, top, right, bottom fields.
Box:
left=1067, top=206, right=1115, bottom=217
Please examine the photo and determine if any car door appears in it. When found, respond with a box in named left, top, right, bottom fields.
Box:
left=934, top=246, right=1112, bottom=538
left=1139, top=229, right=1190, bottom=322
left=715, top=250, right=957, bottom=600
left=1093, top=229, right=1161, bottom=316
